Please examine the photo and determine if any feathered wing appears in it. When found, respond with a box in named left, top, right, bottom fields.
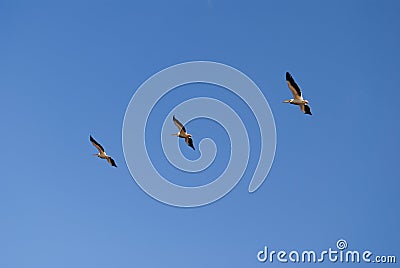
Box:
left=299, top=104, right=312, bottom=115
left=286, top=72, right=302, bottom=99
left=304, top=104, right=312, bottom=115
left=107, top=157, right=117, bottom=167
left=185, top=137, right=195, bottom=150
left=173, top=115, right=186, bottom=132
left=90, top=135, right=105, bottom=153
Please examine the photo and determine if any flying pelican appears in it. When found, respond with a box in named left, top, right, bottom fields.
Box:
left=90, top=135, right=117, bottom=167
left=172, top=115, right=195, bottom=150
left=283, top=72, right=312, bottom=115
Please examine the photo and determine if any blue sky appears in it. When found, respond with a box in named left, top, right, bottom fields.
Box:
left=1, top=0, right=399, bottom=267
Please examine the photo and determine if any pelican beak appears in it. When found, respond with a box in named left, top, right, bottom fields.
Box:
left=283, top=100, right=290, bottom=103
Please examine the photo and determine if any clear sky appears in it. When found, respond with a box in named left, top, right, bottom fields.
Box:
left=1, top=0, right=399, bottom=267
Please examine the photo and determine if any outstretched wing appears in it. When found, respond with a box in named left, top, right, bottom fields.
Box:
left=299, top=104, right=312, bottom=115
left=107, top=156, right=117, bottom=167
left=173, top=115, right=186, bottom=132
left=90, top=135, right=105, bottom=153
left=304, top=104, right=312, bottom=115
left=185, top=137, right=195, bottom=150
left=286, top=72, right=302, bottom=99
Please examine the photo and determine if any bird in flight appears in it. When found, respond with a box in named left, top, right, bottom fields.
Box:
left=172, top=115, right=195, bottom=150
left=283, top=72, right=312, bottom=115
left=90, top=135, right=117, bottom=167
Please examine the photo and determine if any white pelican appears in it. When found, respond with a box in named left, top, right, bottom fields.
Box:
left=283, top=72, right=312, bottom=115
left=172, top=115, right=195, bottom=150
left=90, top=135, right=117, bottom=167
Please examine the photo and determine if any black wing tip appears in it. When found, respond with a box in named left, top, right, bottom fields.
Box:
left=110, top=158, right=117, bottom=167
left=90, top=135, right=98, bottom=143
left=187, top=137, right=195, bottom=150
left=90, top=135, right=98, bottom=144
left=173, top=115, right=179, bottom=124
left=286, top=72, right=296, bottom=85
left=304, top=105, right=312, bottom=115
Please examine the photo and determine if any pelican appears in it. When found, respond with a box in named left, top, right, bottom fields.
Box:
left=90, top=135, right=117, bottom=167
left=283, top=72, right=312, bottom=115
left=172, top=115, right=195, bottom=150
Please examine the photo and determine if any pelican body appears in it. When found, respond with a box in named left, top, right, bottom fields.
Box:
left=90, top=135, right=117, bottom=167
left=283, top=72, right=312, bottom=115
left=172, top=115, right=195, bottom=150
